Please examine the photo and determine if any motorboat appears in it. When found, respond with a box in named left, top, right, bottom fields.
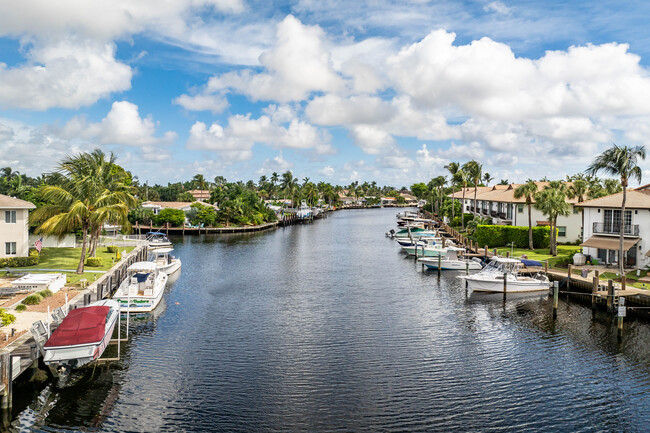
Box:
left=113, top=261, right=168, bottom=312
left=150, top=248, right=182, bottom=275
left=296, top=200, right=313, bottom=219
left=401, top=239, right=449, bottom=257
left=457, top=257, right=550, bottom=293
left=42, top=299, right=120, bottom=369
left=419, top=247, right=483, bottom=271
left=146, top=231, right=172, bottom=248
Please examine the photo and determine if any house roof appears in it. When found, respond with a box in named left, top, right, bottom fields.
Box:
left=0, top=194, right=36, bottom=209
left=400, top=193, right=417, bottom=201
left=142, top=201, right=193, bottom=209
left=188, top=190, right=211, bottom=199
left=448, top=182, right=579, bottom=205
left=574, top=184, right=650, bottom=209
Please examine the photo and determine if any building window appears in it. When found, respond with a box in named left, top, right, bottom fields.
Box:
left=4, top=210, right=16, bottom=223
left=573, top=206, right=579, bottom=214
left=517, top=204, right=524, bottom=213
left=557, top=226, right=567, bottom=237
left=5, top=242, right=16, bottom=255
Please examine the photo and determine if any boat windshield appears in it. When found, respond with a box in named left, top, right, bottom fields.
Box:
left=480, top=259, right=521, bottom=275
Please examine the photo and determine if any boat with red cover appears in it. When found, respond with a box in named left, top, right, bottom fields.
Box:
left=43, top=299, right=120, bottom=369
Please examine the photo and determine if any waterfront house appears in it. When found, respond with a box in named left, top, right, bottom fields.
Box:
left=400, top=193, right=418, bottom=205
left=448, top=182, right=582, bottom=243
left=0, top=194, right=36, bottom=258
left=141, top=201, right=194, bottom=215
left=575, top=184, right=650, bottom=269
left=381, top=197, right=396, bottom=206
left=188, top=190, right=211, bottom=202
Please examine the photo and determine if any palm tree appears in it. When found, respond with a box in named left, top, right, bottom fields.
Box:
left=467, top=216, right=491, bottom=236
left=535, top=186, right=571, bottom=256
left=587, top=144, right=646, bottom=276
left=483, top=172, right=494, bottom=186
left=192, top=174, right=207, bottom=190
left=514, top=180, right=539, bottom=250
left=567, top=179, right=589, bottom=241
left=445, top=162, right=460, bottom=222
left=457, top=169, right=470, bottom=230
left=32, top=150, right=135, bottom=273
left=463, top=160, right=482, bottom=220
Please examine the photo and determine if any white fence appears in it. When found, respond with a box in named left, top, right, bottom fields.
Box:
left=28, top=234, right=76, bottom=248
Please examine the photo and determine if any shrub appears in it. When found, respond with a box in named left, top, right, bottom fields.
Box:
left=22, top=294, right=43, bottom=305
left=38, top=289, right=53, bottom=298
left=476, top=225, right=551, bottom=249
left=85, top=257, right=103, bottom=267
left=0, top=309, right=16, bottom=326
left=0, top=249, right=40, bottom=267
left=154, top=208, right=186, bottom=227
left=452, top=213, right=475, bottom=227
left=554, top=256, right=573, bottom=268
left=107, top=246, right=118, bottom=253
left=14, top=304, right=26, bottom=312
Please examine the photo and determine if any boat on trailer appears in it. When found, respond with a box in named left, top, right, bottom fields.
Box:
left=457, top=257, right=549, bottom=293
left=113, top=261, right=168, bottom=312
left=150, top=248, right=182, bottom=275
left=42, top=299, right=120, bottom=370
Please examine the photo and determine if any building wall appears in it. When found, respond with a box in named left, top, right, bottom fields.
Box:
left=582, top=207, right=650, bottom=269
left=0, top=208, right=30, bottom=258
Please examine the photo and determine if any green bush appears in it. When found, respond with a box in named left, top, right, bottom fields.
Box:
left=476, top=225, right=551, bottom=248
left=0, top=249, right=40, bottom=267
left=0, top=308, right=16, bottom=326
left=22, top=294, right=43, bottom=305
left=14, top=304, right=26, bottom=312
left=452, top=213, right=475, bottom=227
left=107, top=246, right=118, bottom=253
left=154, top=208, right=186, bottom=227
left=38, top=289, right=53, bottom=298
left=85, top=257, right=103, bottom=267
left=555, top=256, right=573, bottom=268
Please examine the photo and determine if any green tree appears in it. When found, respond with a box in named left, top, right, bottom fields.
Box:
left=567, top=179, right=589, bottom=241
left=155, top=208, right=186, bottom=227
left=587, top=144, right=646, bottom=275
left=535, top=186, right=571, bottom=256
left=457, top=169, right=470, bottom=230
left=463, top=160, right=482, bottom=220
left=514, top=180, right=539, bottom=250
left=445, top=162, right=460, bottom=222
left=410, top=182, right=428, bottom=200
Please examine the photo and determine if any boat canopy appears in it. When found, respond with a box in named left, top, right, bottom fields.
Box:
left=127, top=261, right=157, bottom=272
left=45, top=306, right=110, bottom=347
left=520, top=259, right=543, bottom=267
left=491, top=257, right=521, bottom=263
left=152, top=248, right=173, bottom=254
left=146, top=231, right=166, bottom=236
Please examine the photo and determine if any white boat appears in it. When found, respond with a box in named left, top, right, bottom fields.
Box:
left=146, top=231, right=172, bottom=248
left=151, top=248, right=182, bottom=275
left=401, top=241, right=449, bottom=257
left=419, top=247, right=484, bottom=271
left=42, top=299, right=120, bottom=369
left=458, top=257, right=550, bottom=293
left=113, top=261, right=168, bottom=312
left=296, top=200, right=312, bottom=219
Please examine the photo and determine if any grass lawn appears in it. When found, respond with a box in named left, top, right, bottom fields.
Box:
left=16, top=246, right=135, bottom=286
left=494, top=246, right=582, bottom=268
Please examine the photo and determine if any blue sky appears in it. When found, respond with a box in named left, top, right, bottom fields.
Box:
left=1, top=0, right=650, bottom=187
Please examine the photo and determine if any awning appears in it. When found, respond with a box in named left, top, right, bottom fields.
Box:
left=580, top=236, right=639, bottom=251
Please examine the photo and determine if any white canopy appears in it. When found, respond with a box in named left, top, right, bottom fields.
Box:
left=152, top=248, right=174, bottom=254
left=127, top=261, right=157, bottom=272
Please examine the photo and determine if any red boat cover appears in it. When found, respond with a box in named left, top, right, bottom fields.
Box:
left=45, top=306, right=110, bottom=347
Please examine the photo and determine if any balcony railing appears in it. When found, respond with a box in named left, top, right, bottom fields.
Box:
left=593, top=222, right=639, bottom=236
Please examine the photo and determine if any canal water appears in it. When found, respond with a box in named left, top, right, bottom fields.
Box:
left=9, top=208, right=650, bottom=432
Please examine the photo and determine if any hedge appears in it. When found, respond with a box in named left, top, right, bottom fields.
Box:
left=85, top=257, right=103, bottom=267
left=475, top=225, right=551, bottom=248
left=0, top=249, right=39, bottom=267
left=107, top=246, right=118, bottom=253
left=452, top=214, right=475, bottom=227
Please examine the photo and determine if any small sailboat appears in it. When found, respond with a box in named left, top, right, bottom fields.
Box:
left=113, top=261, right=168, bottom=312
left=419, top=247, right=483, bottom=271
left=151, top=248, right=182, bottom=275
left=457, top=257, right=550, bottom=293
left=42, top=299, right=120, bottom=370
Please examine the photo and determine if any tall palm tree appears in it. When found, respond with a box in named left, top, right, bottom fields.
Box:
left=445, top=162, right=460, bottom=221
left=33, top=150, right=135, bottom=273
left=567, top=179, right=589, bottom=241
left=514, top=180, right=539, bottom=250
left=483, top=172, right=494, bottom=186
left=463, top=160, right=482, bottom=220
left=192, top=174, right=207, bottom=190
left=587, top=144, right=646, bottom=276
left=457, top=169, right=470, bottom=230
left=535, top=186, right=571, bottom=256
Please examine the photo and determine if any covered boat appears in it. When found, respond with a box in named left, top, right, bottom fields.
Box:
left=146, top=231, right=172, bottom=248
left=457, top=257, right=549, bottom=293
left=43, top=299, right=120, bottom=369
left=113, top=261, right=168, bottom=312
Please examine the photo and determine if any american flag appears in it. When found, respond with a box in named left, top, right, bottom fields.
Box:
left=35, top=237, right=43, bottom=253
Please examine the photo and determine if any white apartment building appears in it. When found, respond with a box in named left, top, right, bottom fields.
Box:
left=0, top=194, right=36, bottom=258
left=576, top=184, right=650, bottom=269
left=449, top=182, right=582, bottom=243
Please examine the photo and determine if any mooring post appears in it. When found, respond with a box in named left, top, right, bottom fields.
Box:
left=607, top=279, right=614, bottom=313
left=503, top=272, right=508, bottom=301
left=493, top=248, right=498, bottom=257
left=0, top=350, right=11, bottom=410
left=484, top=245, right=488, bottom=261
left=617, top=296, right=625, bottom=339
left=567, top=264, right=572, bottom=291
left=621, top=275, right=626, bottom=292
left=592, top=271, right=600, bottom=309
left=437, top=254, right=441, bottom=277
left=552, top=280, right=559, bottom=319
left=544, top=260, right=548, bottom=275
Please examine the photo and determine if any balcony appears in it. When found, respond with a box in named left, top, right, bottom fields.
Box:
left=593, top=222, right=640, bottom=237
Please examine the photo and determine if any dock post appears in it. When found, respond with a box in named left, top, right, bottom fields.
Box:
left=621, top=275, right=626, bottom=292
left=505, top=251, right=510, bottom=258
left=503, top=272, right=508, bottom=301
left=437, top=254, right=441, bottom=277
left=552, top=281, right=559, bottom=319
left=493, top=248, right=497, bottom=257
left=567, top=264, right=572, bottom=291
left=466, top=261, right=469, bottom=275
left=0, top=350, right=11, bottom=410
left=617, top=296, right=625, bottom=339
left=607, top=280, right=614, bottom=313
left=592, top=271, right=599, bottom=309
left=544, top=261, right=548, bottom=275
left=484, top=245, right=488, bottom=261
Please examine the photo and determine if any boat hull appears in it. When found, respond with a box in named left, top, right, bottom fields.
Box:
left=401, top=247, right=445, bottom=257
left=461, top=276, right=549, bottom=293
left=422, top=259, right=483, bottom=271
left=157, top=259, right=181, bottom=275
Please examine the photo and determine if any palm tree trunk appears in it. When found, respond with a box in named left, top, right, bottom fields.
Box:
left=620, top=185, right=626, bottom=277
left=77, top=224, right=88, bottom=274
left=552, top=216, right=558, bottom=256
left=89, top=225, right=101, bottom=257
left=473, top=182, right=478, bottom=220
left=451, top=185, right=456, bottom=221
left=461, top=189, right=466, bottom=230
left=527, top=202, right=533, bottom=250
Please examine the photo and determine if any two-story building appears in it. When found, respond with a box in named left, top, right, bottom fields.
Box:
left=576, top=184, right=650, bottom=269
left=0, top=194, right=36, bottom=258
left=449, top=182, right=582, bottom=243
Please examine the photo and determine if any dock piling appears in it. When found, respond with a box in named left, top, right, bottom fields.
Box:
left=552, top=281, right=559, bottom=319
left=437, top=254, right=441, bottom=277
left=607, top=280, right=614, bottom=313
left=503, top=272, right=508, bottom=301
left=0, top=350, right=11, bottom=410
